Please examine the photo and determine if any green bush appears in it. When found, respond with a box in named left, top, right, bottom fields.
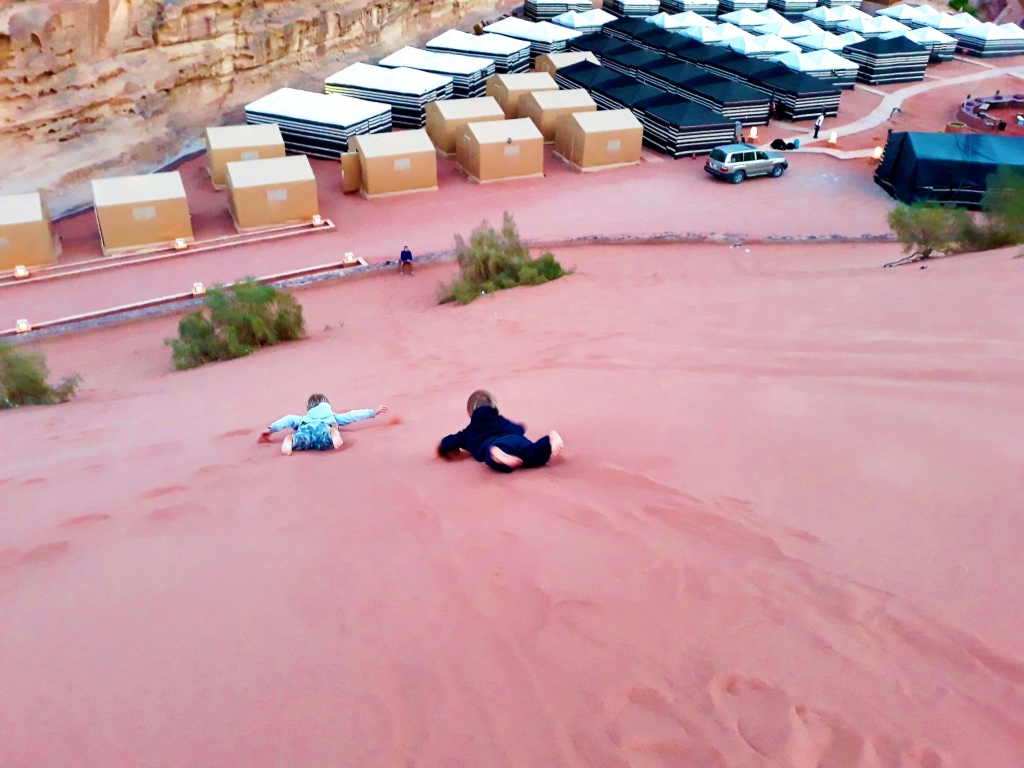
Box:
left=439, top=213, right=569, bottom=305
left=887, top=202, right=972, bottom=263
left=0, top=346, right=80, bottom=409
left=981, top=166, right=1024, bottom=242
left=948, top=0, right=978, bottom=15
left=166, top=278, right=305, bottom=370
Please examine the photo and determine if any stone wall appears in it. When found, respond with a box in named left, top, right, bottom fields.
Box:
left=0, top=0, right=509, bottom=216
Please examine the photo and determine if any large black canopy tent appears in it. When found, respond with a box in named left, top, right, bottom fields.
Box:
left=874, top=132, right=1024, bottom=208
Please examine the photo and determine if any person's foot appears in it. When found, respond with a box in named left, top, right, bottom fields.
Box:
left=410, top=270, right=415, bottom=275
left=549, top=431, right=564, bottom=458
left=490, top=445, right=523, bottom=469
left=281, top=435, right=294, bottom=456
left=331, top=428, right=344, bottom=450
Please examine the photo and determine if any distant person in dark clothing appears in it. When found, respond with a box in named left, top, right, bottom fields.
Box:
left=438, top=390, right=564, bottom=473
left=399, top=246, right=414, bottom=275
left=733, top=120, right=743, bottom=143
left=814, top=111, right=824, bottom=139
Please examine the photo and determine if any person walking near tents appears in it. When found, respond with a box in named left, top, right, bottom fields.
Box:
left=814, top=111, right=825, bottom=139
left=733, top=120, right=743, bottom=143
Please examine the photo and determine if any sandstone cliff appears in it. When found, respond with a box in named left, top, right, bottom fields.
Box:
left=0, top=0, right=509, bottom=216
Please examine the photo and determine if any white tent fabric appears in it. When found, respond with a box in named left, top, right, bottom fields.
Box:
left=716, top=23, right=754, bottom=43
left=378, top=47, right=493, bottom=76
left=485, top=17, right=582, bottom=44
left=951, top=12, right=984, bottom=27
left=729, top=32, right=799, bottom=55
left=680, top=23, right=728, bottom=43
left=906, top=26, right=955, bottom=44
left=831, top=6, right=869, bottom=22
left=756, top=8, right=787, bottom=23
left=552, top=9, right=618, bottom=31
left=837, top=16, right=886, bottom=36
left=719, top=9, right=769, bottom=28
left=999, top=22, right=1024, bottom=39
left=770, top=49, right=855, bottom=71
left=875, top=3, right=932, bottom=23
left=757, top=19, right=814, bottom=39
left=874, top=16, right=912, bottom=34
left=325, top=63, right=452, bottom=96
left=644, top=10, right=716, bottom=28
left=796, top=31, right=856, bottom=51
left=836, top=31, right=866, bottom=45
left=791, top=20, right=824, bottom=36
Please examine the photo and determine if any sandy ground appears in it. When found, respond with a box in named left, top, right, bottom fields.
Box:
left=5, top=150, right=893, bottom=326
left=2, top=241, right=1023, bottom=768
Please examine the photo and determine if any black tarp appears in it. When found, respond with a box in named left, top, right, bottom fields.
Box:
left=635, top=92, right=733, bottom=128
left=874, top=131, right=1024, bottom=207
left=555, top=61, right=633, bottom=91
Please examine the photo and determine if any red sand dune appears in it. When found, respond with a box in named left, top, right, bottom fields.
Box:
left=2, top=242, right=1023, bottom=767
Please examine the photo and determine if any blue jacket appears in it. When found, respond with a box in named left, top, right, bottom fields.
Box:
left=439, top=406, right=525, bottom=462
left=268, top=402, right=375, bottom=433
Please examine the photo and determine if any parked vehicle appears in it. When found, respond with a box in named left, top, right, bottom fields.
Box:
left=704, top=143, right=788, bottom=184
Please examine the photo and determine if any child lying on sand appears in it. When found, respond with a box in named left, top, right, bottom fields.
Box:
left=260, top=394, right=387, bottom=455
left=438, top=390, right=563, bottom=472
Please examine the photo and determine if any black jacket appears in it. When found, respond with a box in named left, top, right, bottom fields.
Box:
left=439, top=406, right=525, bottom=462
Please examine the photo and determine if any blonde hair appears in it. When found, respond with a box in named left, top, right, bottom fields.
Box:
left=307, top=393, right=329, bottom=410
left=467, top=390, right=496, bottom=415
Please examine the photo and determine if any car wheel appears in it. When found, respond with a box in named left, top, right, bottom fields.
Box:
left=771, top=165, right=785, bottom=178
left=730, top=170, right=745, bottom=184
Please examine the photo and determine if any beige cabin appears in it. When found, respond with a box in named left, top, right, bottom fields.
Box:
left=91, top=172, right=193, bottom=255
left=425, top=97, right=505, bottom=155
left=205, top=124, right=286, bottom=189
left=226, top=155, right=320, bottom=232
left=456, top=118, right=544, bottom=184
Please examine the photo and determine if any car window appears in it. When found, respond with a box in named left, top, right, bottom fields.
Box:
left=709, top=148, right=727, bottom=162
left=755, top=151, right=768, bottom=160
left=742, top=152, right=756, bottom=162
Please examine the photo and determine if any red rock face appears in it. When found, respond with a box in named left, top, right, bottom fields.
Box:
left=0, top=0, right=509, bottom=216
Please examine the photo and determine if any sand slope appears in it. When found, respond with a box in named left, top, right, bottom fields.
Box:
left=1, top=243, right=1023, bottom=767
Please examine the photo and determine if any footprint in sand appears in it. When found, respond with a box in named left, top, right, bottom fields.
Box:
left=218, top=428, right=251, bottom=439
left=58, top=514, right=111, bottom=528
left=140, top=484, right=187, bottom=499
left=0, top=541, right=71, bottom=570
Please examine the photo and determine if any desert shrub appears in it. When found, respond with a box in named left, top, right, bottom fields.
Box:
left=0, top=345, right=80, bottom=409
left=166, top=278, right=305, bottom=370
left=439, top=213, right=569, bottom=304
left=887, top=203, right=972, bottom=263
left=948, top=0, right=978, bottom=15
left=981, top=166, right=1024, bottom=242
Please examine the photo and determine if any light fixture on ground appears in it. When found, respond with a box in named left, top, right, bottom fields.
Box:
left=175, top=238, right=188, bottom=251
left=828, top=131, right=838, bottom=145
left=192, top=282, right=206, bottom=297
left=344, top=252, right=356, bottom=263
left=15, top=319, right=31, bottom=333
left=749, top=126, right=758, bottom=139
left=13, top=265, right=29, bottom=279
left=312, top=215, right=324, bottom=227
left=872, top=146, right=883, bottom=160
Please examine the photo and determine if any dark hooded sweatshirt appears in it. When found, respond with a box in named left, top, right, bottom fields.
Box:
left=439, top=406, right=525, bottom=462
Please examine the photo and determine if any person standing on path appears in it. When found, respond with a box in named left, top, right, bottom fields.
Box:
left=814, top=111, right=824, bottom=139
left=399, top=245, right=414, bottom=276
left=733, top=120, right=743, bottom=143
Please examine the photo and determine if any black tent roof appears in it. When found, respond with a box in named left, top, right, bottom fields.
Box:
left=603, top=17, right=654, bottom=39
left=716, top=57, right=789, bottom=82
left=875, top=131, right=1024, bottom=207
left=644, top=59, right=724, bottom=87
left=636, top=92, right=733, bottom=127
left=651, top=36, right=711, bottom=60
left=602, top=81, right=666, bottom=108
left=605, top=47, right=671, bottom=70
left=844, top=36, right=928, bottom=55
left=570, top=33, right=635, bottom=57
left=558, top=61, right=634, bottom=90
left=631, top=26, right=680, bottom=48
left=757, top=71, right=840, bottom=97
left=690, top=79, right=769, bottom=105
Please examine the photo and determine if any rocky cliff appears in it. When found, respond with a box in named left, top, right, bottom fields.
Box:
left=0, top=0, right=509, bottom=216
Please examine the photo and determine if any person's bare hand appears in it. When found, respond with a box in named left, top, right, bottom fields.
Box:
left=375, top=405, right=388, bottom=415
left=258, top=430, right=272, bottom=443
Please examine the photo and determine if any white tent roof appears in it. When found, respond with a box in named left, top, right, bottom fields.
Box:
left=771, top=49, right=857, bottom=72
left=803, top=6, right=842, bottom=23
left=427, top=29, right=532, bottom=55
left=875, top=3, right=931, bottom=22
left=798, top=31, right=848, bottom=50
left=955, top=21, right=1015, bottom=41
left=325, top=63, right=452, bottom=95
left=951, top=12, right=984, bottom=27
left=729, top=33, right=799, bottom=54
left=679, top=0, right=718, bottom=7
left=378, top=47, right=493, bottom=75
left=837, top=17, right=885, bottom=35
left=719, top=9, right=769, bottom=27
left=758, top=19, right=814, bottom=39
left=874, top=16, right=911, bottom=34
left=681, top=23, right=726, bottom=43
left=906, top=26, right=955, bottom=44
left=246, top=88, right=391, bottom=128
left=999, top=22, right=1024, bottom=39
left=832, top=6, right=870, bottom=22
left=919, top=12, right=967, bottom=31
left=485, top=17, right=582, bottom=43
left=552, top=9, right=617, bottom=30
left=756, top=9, right=788, bottom=23
left=715, top=23, right=753, bottom=42
left=836, top=31, right=865, bottom=45
left=645, top=10, right=715, bottom=29
left=791, top=20, right=824, bottom=36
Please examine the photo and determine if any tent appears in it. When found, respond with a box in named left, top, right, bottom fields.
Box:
left=92, top=172, right=193, bottom=255
left=801, top=6, right=843, bottom=31
left=349, top=130, right=438, bottom=199
left=729, top=33, right=800, bottom=58
left=519, top=88, right=597, bottom=141
left=425, top=97, right=506, bottom=154
left=535, top=51, right=601, bottom=76
left=684, top=78, right=773, bottom=124
left=842, top=35, right=929, bottom=84
left=644, top=11, right=716, bottom=30
left=918, top=12, right=968, bottom=33
left=634, top=58, right=722, bottom=94
left=680, top=23, right=731, bottom=45
left=601, top=0, right=660, bottom=18
left=790, top=21, right=825, bottom=37
left=226, top=155, right=319, bottom=231
left=770, top=49, right=858, bottom=88
left=632, top=93, right=735, bottom=155
left=719, top=9, right=770, bottom=30
left=205, top=125, right=285, bottom=189
left=601, top=17, right=659, bottom=42
left=551, top=9, right=618, bottom=35
left=756, top=19, right=817, bottom=40
left=752, top=70, right=841, bottom=119
left=0, top=193, right=57, bottom=270
left=835, top=17, right=891, bottom=38
left=818, top=0, right=863, bottom=7
left=553, top=60, right=634, bottom=92
left=756, top=9, right=787, bottom=23
left=554, top=108, right=644, bottom=170
left=875, top=131, right=1024, bottom=207
left=767, top=0, right=816, bottom=15
left=568, top=31, right=637, bottom=59
left=952, top=22, right=1024, bottom=57
left=426, top=30, right=531, bottom=73
left=456, top=118, right=545, bottom=183
left=795, top=31, right=857, bottom=52
left=876, top=3, right=934, bottom=25
left=486, top=72, right=560, bottom=118
left=245, top=88, right=391, bottom=159
left=324, top=63, right=452, bottom=128
left=718, top=0, right=770, bottom=13
left=601, top=45, right=673, bottom=78
left=524, top=0, right=594, bottom=21
left=659, top=0, right=718, bottom=17
left=378, top=47, right=494, bottom=99
left=484, top=17, right=582, bottom=60
left=904, top=26, right=957, bottom=62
